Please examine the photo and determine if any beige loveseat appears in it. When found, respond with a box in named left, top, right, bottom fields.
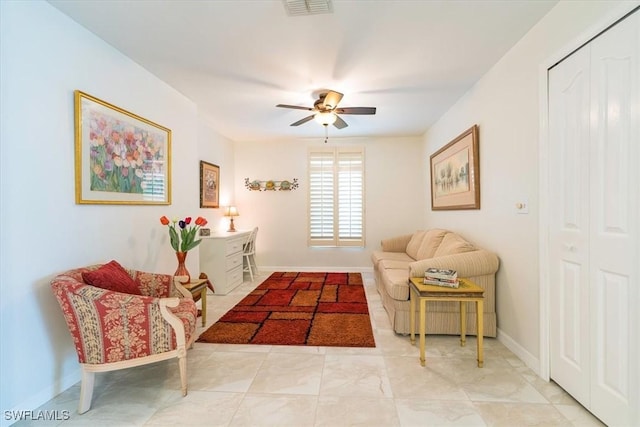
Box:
left=372, top=229, right=499, bottom=336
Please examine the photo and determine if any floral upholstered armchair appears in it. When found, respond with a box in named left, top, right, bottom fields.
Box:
left=50, top=261, right=197, bottom=414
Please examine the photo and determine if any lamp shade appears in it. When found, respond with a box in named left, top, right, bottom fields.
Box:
left=224, top=206, right=239, bottom=217
left=314, top=111, right=337, bottom=125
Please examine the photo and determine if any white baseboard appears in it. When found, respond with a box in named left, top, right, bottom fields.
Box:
left=259, top=266, right=374, bottom=274
left=497, top=328, right=541, bottom=377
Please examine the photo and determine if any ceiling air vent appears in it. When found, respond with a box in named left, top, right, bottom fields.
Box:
left=283, top=0, right=333, bottom=16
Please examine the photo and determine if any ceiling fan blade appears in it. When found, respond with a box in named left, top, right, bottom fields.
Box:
left=335, top=107, right=376, bottom=115
left=276, top=104, right=314, bottom=111
left=333, top=115, right=348, bottom=129
left=322, top=90, right=344, bottom=109
left=290, top=115, right=315, bottom=126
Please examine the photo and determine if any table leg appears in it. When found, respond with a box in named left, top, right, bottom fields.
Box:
left=477, top=299, right=484, bottom=368
left=460, top=301, right=466, bottom=347
left=200, top=288, right=206, bottom=327
left=419, top=298, right=426, bottom=367
left=410, top=287, right=416, bottom=345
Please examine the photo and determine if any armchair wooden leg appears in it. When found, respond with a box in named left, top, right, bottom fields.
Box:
left=78, top=368, right=95, bottom=414
left=178, top=356, right=187, bottom=396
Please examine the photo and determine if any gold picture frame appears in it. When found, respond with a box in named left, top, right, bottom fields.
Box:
left=430, top=125, right=480, bottom=210
left=74, top=90, right=171, bottom=205
left=200, top=161, right=220, bottom=208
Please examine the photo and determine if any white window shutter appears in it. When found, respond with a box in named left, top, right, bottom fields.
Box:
left=308, top=147, right=364, bottom=247
left=338, top=150, right=364, bottom=245
left=309, top=151, right=335, bottom=244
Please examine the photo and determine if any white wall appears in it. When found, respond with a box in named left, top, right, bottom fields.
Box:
left=233, top=137, right=426, bottom=269
left=0, top=1, right=221, bottom=420
left=422, top=0, right=635, bottom=371
left=197, top=114, right=237, bottom=231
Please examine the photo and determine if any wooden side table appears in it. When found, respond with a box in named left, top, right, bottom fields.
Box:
left=180, top=278, right=208, bottom=327
left=409, top=277, right=485, bottom=367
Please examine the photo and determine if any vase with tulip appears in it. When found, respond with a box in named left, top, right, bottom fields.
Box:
left=160, top=215, right=208, bottom=283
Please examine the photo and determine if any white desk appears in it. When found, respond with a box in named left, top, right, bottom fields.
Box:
left=198, top=230, right=251, bottom=295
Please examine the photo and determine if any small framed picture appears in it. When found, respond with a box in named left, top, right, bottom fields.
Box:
left=200, top=161, right=219, bottom=208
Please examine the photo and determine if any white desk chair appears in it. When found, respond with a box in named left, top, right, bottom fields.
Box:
left=243, top=227, right=258, bottom=281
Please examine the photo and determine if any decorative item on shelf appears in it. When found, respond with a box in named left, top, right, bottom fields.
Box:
left=199, top=228, right=211, bottom=236
left=224, top=206, right=239, bottom=232
left=244, top=178, right=299, bottom=191
left=159, top=215, right=208, bottom=283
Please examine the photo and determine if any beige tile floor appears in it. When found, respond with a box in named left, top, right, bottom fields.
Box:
left=17, top=272, right=605, bottom=427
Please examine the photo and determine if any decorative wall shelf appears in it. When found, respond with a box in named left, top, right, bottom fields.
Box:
left=244, top=178, right=299, bottom=191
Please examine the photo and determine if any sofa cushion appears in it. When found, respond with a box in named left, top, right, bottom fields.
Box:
left=378, top=259, right=410, bottom=270
left=82, top=260, right=141, bottom=295
left=381, top=268, right=410, bottom=301
left=415, top=229, right=448, bottom=260
left=405, top=230, right=426, bottom=260
left=371, top=251, right=414, bottom=267
left=433, top=233, right=476, bottom=257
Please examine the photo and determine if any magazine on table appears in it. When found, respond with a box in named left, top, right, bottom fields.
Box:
left=423, top=278, right=460, bottom=288
left=424, top=267, right=459, bottom=288
left=424, top=267, right=457, bottom=280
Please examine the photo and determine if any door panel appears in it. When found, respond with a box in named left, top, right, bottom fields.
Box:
left=548, top=44, right=591, bottom=406
left=594, top=271, right=628, bottom=399
left=549, top=10, right=639, bottom=425
left=588, top=12, right=639, bottom=426
left=559, top=261, right=583, bottom=369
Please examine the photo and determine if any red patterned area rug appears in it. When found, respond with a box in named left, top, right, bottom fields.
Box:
left=197, top=272, right=376, bottom=347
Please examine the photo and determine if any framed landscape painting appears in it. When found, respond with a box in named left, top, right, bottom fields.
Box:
left=200, top=161, right=220, bottom=208
left=430, top=125, right=480, bottom=210
left=74, top=90, right=171, bottom=205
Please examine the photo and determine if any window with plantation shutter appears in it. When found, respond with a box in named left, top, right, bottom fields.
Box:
left=308, top=147, right=364, bottom=247
left=142, top=167, right=167, bottom=201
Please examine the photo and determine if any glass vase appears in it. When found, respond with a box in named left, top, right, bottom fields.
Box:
left=174, top=251, right=191, bottom=284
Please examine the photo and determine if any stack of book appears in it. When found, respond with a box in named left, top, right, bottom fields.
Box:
left=424, top=268, right=459, bottom=288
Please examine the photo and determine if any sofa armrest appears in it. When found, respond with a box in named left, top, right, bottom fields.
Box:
left=409, top=249, right=499, bottom=278
left=381, top=234, right=413, bottom=252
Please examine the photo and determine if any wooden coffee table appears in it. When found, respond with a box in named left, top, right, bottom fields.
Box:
left=409, top=277, right=485, bottom=367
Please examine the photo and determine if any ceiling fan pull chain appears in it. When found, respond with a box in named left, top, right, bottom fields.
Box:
left=324, top=124, right=328, bottom=143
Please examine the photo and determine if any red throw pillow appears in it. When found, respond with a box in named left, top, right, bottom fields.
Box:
left=82, top=260, right=141, bottom=295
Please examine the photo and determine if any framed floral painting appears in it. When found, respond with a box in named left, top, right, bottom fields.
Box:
left=200, top=161, right=220, bottom=208
left=430, top=125, right=480, bottom=210
left=74, top=90, right=171, bottom=204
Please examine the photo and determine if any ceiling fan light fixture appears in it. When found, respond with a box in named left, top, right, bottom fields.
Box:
left=314, top=111, right=337, bottom=125
left=276, top=89, right=375, bottom=129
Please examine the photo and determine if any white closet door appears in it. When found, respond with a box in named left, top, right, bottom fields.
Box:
left=548, top=10, right=639, bottom=426
left=548, top=43, right=591, bottom=406
left=588, top=12, right=639, bottom=426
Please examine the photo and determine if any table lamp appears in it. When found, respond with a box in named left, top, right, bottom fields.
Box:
left=224, top=206, right=238, bottom=232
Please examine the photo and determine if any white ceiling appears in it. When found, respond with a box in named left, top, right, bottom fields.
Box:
left=49, top=0, right=557, bottom=142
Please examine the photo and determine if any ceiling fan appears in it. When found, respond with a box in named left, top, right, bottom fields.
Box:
left=276, top=90, right=376, bottom=129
